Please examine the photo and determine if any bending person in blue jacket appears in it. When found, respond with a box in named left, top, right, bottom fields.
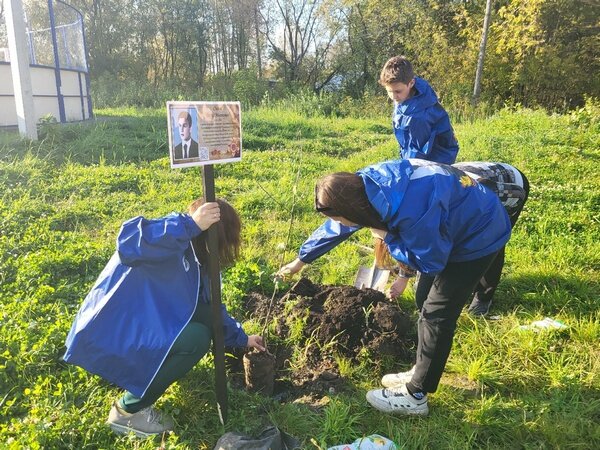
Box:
left=380, top=56, right=459, bottom=164
left=386, top=161, right=529, bottom=316
left=439, top=161, right=528, bottom=315
left=277, top=159, right=513, bottom=416
left=64, top=198, right=265, bottom=437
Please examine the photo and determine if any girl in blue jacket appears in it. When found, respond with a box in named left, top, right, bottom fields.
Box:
left=64, top=198, right=265, bottom=437
left=277, top=159, right=512, bottom=416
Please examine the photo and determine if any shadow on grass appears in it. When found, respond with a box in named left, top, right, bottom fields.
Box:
left=2, top=113, right=391, bottom=166
left=1, top=116, right=169, bottom=166
left=450, top=383, right=600, bottom=448
left=494, top=272, right=598, bottom=317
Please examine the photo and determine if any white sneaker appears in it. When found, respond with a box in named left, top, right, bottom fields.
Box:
left=381, top=365, right=415, bottom=388
left=366, top=384, right=429, bottom=416
left=107, top=402, right=174, bottom=438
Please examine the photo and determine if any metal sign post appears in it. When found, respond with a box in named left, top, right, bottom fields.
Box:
left=201, top=164, right=228, bottom=424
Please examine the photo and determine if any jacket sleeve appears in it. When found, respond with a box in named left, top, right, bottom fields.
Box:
left=298, top=219, right=361, bottom=263
left=221, top=304, right=249, bottom=347
left=384, top=203, right=452, bottom=275
left=403, top=116, right=435, bottom=159
left=117, top=214, right=202, bottom=266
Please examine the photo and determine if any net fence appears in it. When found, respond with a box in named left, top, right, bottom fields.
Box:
left=0, top=0, right=87, bottom=71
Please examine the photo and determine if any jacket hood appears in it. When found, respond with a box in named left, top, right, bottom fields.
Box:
left=357, top=160, right=414, bottom=223
left=397, top=77, right=439, bottom=114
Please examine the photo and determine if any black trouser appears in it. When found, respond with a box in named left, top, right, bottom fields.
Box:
left=409, top=251, right=499, bottom=393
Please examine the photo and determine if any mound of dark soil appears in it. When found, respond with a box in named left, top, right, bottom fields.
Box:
left=281, top=277, right=413, bottom=358
left=228, top=278, right=416, bottom=402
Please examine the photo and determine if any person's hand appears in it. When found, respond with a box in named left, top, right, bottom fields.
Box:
left=247, top=335, right=266, bottom=352
left=387, top=276, right=409, bottom=300
left=192, top=202, right=220, bottom=231
left=275, top=258, right=306, bottom=281
left=370, top=228, right=387, bottom=240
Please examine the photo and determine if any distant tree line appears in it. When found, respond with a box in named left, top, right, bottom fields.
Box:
left=2, top=0, right=599, bottom=109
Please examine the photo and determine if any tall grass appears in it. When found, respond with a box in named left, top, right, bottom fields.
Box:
left=0, top=101, right=598, bottom=448
left=90, top=76, right=502, bottom=123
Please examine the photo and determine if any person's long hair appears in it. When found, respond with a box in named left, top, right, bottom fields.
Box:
left=188, top=198, right=241, bottom=267
left=315, top=172, right=387, bottom=230
left=374, top=238, right=396, bottom=269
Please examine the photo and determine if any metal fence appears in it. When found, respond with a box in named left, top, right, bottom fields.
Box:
left=0, top=0, right=88, bottom=71
left=0, top=0, right=92, bottom=126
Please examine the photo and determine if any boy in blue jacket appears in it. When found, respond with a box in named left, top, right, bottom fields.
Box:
left=277, top=159, right=513, bottom=416
left=64, top=198, right=265, bottom=437
left=380, top=56, right=459, bottom=164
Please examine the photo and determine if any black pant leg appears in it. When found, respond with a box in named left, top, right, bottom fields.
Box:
left=472, top=247, right=506, bottom=303
left=414, top=272, right=434, bottom=312
left=411, top=252, right=498, bottom=393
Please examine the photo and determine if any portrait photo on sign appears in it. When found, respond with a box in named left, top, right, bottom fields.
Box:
left=167, top=101, right=242, bottom=168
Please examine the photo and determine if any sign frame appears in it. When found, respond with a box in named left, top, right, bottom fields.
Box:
left=167, top=101, right=242, bottom=168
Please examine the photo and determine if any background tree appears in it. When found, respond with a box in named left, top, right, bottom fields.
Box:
left=264, top=0, right=322, bottom=83
left=6, top=0, right=597, bottom=110
left=483, top=0, right=600, bottom=108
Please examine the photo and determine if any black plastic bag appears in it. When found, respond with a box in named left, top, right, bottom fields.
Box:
left=214, top=426, right=300, bottom=450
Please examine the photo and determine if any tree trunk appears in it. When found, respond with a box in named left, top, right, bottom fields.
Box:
left=473, top=0, right=493, bottom=104
left=255, top=5, right=262, bottom=78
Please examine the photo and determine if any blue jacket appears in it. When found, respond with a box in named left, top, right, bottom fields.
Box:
left=299, top=159, right=511, bottom=275
left=63, top=213, right=248, bottom=398
left=393, top=77, right=459, bottom=164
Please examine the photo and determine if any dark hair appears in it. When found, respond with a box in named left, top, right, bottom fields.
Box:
left=188, top=198, right=241, bottom=267
left=315, top=172, right=387, bottom=230
left=379, top=56, right=414, bottom=85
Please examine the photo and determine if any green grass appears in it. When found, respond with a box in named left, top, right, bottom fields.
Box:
left=1, top=102, right=599, bottom=449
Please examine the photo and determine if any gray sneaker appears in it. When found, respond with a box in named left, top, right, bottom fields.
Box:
left=107, top=403, right=174, bottom=438
left=467, top=297, right=492, bottom=317
left=381, top=365, right=415, bottom=388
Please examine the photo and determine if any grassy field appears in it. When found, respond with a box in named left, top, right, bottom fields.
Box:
left=1, top=103, right=599, bottom=449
